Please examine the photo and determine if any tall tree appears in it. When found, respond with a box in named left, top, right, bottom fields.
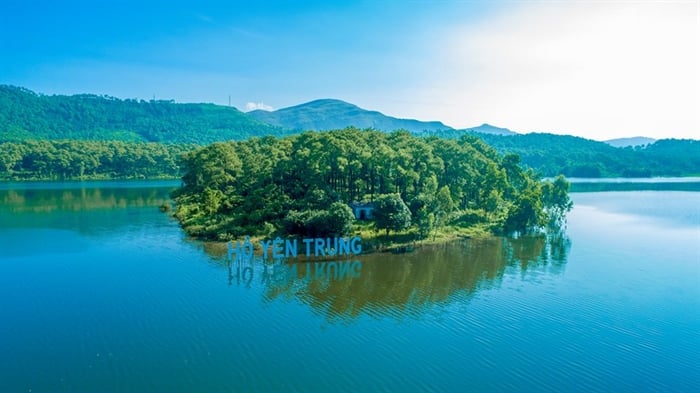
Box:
left=542, top=175, right=573, bottom=227
left=373, top=193, right=412, bottom=236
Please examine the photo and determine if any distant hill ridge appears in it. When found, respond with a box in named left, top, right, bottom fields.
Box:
left=604, top=136, right=657, bottom=147
left=460, top=123, right=517, bottom=136
left=248, top=98, right=453, bottom=133
left=248, top=99, right=520, bottom=136
left=0, top=86, right=514, bottom=142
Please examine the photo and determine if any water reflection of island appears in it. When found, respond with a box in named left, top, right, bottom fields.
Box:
left=227, top=232, right=571, bottom=321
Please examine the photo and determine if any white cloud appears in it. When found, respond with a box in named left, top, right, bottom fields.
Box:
left=424, top=1, right=700, bottom=140
left=245, top=101, right=274, bottom=112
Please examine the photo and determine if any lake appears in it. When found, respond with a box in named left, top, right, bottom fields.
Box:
left=0, top=180, right=698, bottom=392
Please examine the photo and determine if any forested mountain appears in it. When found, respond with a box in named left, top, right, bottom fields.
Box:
left=0, top=85, right=283, bottom=143
left=248, top=99, right=452, bottom=133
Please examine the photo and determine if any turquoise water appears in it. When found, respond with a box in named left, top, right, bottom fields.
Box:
left=0, top=181, right=698, bottom=392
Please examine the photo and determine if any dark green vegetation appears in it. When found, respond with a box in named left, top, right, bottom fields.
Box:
left=420, top=130, right=700, bottom=177
left=173, top=129, right=572, bottom=240
left=373, top=193, right=413, bottom=236
left=476, top=133, right=700, bottom=177
left=0, top=85, right=282, bottom=143
left=0, top=140, right=193, bottom=180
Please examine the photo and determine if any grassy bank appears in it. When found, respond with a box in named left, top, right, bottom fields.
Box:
left=350, top=222, right=494, bottom=253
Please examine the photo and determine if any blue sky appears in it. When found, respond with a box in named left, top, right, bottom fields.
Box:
left=1, top=0, right=698, bottom=140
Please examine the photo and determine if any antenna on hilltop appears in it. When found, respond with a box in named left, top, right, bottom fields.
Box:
left=228, top=95, right=231, bottom=107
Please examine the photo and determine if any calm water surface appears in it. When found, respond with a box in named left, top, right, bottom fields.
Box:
left=0, top=181, right=698, bottom=392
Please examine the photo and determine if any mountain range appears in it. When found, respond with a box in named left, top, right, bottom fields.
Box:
left=249, top=99, right=520, bottom=136
left=0, top=85, right=520, bottom=143
left=0, top=85, right=664, bottom=144
left=1, top=85, right=698, bottom=177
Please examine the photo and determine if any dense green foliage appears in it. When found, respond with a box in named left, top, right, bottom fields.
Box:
left=416, top=129, right=699, bottom=177
left=0, top=85, right=284, bottom=143
left=373, top=193, right=412, bottom=236
left=0, top=140, right=193, bottom=180
left=173, top=128, right=571, bottom=240
left=471, top=133, right=700, bottom=177
left=542, top=175, right=574, bottom=226
left=282, top=202, right=355, bottom=238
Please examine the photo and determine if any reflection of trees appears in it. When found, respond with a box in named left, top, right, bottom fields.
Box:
left=0, top=187, right=174, bottom=213
left=506, top=235, right=545, bottom=268
left=261, top=231, right=571, bottom=321
left=546, top=227, right=572, bottom=265
left=505, top=228, right=571, bottom=277
left=265, top=239, right=506, bottom=319
left=0, top=186, right=176, bottom=234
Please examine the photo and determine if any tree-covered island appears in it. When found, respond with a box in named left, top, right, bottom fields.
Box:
left=172, top=128, right=572, bottom=245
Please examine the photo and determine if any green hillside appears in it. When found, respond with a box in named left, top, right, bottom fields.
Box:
left=473, top=133, right=700, bottom=177
left=0, top=85, right=284, bottom=143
